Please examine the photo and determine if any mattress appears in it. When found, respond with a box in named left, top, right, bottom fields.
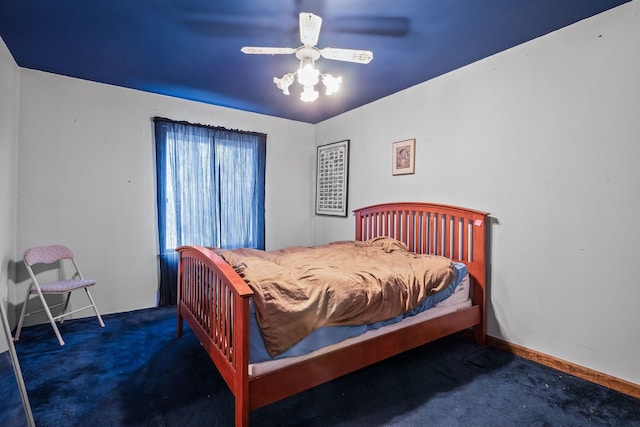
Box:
left=249, top=271, right=471, bottom=377
left=248, top=262, right=469, bottom=364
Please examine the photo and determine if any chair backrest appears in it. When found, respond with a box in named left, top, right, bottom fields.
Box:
left=24, top=245, right=74, bottom=267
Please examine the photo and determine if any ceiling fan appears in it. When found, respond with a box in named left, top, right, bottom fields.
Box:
left=241, top=12, right=374, bottom=102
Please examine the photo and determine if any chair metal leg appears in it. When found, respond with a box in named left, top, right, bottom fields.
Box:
left=13, top=285, right=33, bottom=342
left=59, top=292, right=72, bottom=324
left=33, top=287, right=65, bottom=346
left=84, top=288, right=105, bottom=327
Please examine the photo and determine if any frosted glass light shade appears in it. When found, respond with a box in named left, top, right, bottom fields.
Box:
left=322, top=74, right=342, bottom=95
left=300, top=85, right=319, bottom=102
left=297, top=59, right=320, bottom=87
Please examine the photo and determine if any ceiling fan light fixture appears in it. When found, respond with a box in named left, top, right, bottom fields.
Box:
left=241, top=12, right=373, bottom=103
left=322, top=74, right=342, bottom=96
left=300, top=85, right=319, bottom=103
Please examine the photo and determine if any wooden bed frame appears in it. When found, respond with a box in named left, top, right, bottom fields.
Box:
left=176, top=202, right=489, bottom=426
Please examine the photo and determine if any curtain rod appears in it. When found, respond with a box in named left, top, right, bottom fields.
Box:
left=153, top=116, right=266, bottom=138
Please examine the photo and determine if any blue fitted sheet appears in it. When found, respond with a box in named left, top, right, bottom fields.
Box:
left=248, top=262, right=468, bottom=364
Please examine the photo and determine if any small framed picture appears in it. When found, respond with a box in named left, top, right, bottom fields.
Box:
left=392, top=139, right=415, bottom=175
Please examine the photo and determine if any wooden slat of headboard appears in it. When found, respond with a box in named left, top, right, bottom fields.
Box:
left=451, top=215, right=459, bottom=260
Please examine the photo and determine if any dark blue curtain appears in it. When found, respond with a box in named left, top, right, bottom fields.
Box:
left=154, top=117, right=266, bottom=305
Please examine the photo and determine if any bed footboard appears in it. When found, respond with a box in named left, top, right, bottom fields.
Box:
left=176, top=245, right=253, bottom=426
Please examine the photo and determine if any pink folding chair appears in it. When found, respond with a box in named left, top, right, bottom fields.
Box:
left=14, top=245, right=105, bottom=346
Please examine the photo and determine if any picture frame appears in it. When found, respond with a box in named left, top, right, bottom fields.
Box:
left=392, top=138, right=416, bottom=175
left=315, top=139, right=349, bottom=217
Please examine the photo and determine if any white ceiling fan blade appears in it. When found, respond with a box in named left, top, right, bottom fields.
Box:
left=320, top=48, right=373, bottom=64
left=241, top=47, right=296, bottom=55
left=299, top=13, right=322, bottom=46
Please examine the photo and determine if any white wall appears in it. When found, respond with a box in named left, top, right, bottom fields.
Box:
left=0, top=38, right=19, bottom=353
left=16, top=71, right=316, bottom=318
left=316, top=2, right=640, bottom=385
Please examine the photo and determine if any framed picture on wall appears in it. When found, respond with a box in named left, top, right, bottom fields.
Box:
left=316, top=139, right=350, bottom=217
left=392, top=138, right=416, bottom=175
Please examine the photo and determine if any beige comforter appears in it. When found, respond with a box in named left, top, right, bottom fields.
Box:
left=214, top=237, right=455, bottom=357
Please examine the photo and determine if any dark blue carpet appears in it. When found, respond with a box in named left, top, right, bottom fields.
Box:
left=1, top=307, right=639, bottom=426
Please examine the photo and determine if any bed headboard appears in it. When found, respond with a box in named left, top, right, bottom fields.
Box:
left=354, top=202, right=488, bottom=261
left=354, top=202, right=489, bottom=336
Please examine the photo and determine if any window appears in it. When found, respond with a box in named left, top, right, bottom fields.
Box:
left=154, top=117, right=266, bottom=305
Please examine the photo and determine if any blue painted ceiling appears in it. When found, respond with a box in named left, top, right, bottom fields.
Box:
left=0, top=0, right=629, bottom=123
